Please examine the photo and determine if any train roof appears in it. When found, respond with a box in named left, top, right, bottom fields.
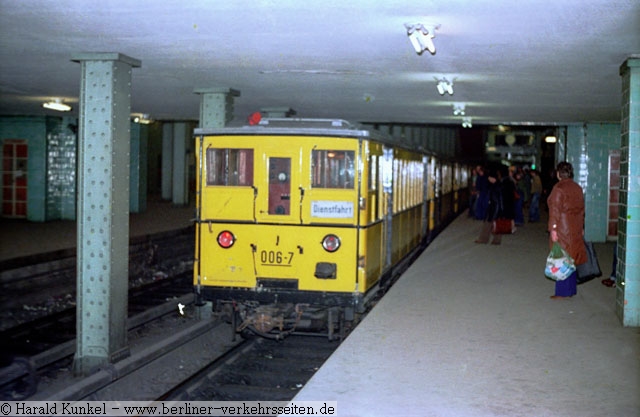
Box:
left=194, top=117, right=391, bottom=142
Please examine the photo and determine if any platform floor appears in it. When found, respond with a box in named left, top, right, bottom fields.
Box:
left=294, top=214, right=640, bottom=417
left=0, top=196, right=195, bottom=261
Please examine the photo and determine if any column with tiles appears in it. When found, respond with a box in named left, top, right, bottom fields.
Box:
left=192, top=87, right=240, bottom=318
left=617, top=56, right=640, bottom=327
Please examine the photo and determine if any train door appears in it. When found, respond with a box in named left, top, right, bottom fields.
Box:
left=434, top=159, right=442, bottom=227
left=381, top=146, right=394, bottom=270
left=256, top=149, right=301, bottom=224
left=2, top=139, right=28, bottom=218
left=421, top=156, right=430, bottom=238
left=427, top=156, right=437, bottom=232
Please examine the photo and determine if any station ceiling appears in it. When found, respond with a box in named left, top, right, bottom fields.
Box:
left=0, top=1, right=638, bottom=127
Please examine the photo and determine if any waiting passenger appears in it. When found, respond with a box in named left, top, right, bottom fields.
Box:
left=474, top=165, right=489, bottom=221
left=499, top=165, right=517, bottom=233
left=475, top=167, right=503, bottom=245
left=547, top=162, right=587, bottom=299
left=528, top=169, right=542, bottom=222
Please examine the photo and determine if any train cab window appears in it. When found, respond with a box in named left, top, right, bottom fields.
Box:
left=206, top=148, right=254, bottom=186
left=311, top=150, right=355, bottom=189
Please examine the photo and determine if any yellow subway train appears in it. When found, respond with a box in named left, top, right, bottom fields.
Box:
left=193, top=117, right=469, bottom=339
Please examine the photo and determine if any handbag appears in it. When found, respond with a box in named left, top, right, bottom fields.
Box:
left=545, top=242, right=576, bottom=281
left=576, top=240, right=602, bottom=284
left=492, top=218, right=514, bottom=234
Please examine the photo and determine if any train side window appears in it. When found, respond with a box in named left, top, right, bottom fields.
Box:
left=206, top=148, right=254, bottom=186
left=369, top=155, right=377, bottom=191
left=311, top=150, right=355, bottom=189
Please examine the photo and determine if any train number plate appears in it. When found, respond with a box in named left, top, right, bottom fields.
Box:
left=260, top=250, right=294, bottom=266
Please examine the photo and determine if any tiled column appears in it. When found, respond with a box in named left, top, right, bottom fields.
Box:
left=617, top=56, right=640, bottom=327
left=46, top=117, right=77, bottom=220
left=161, top=122, right=173, bottom=201
left=71, top=53, right=141, bottom=375
left=130, top=122, right=147, bottom=213
left=583, top=123, right=621, bottom=242
left=194, top=87, right=240, bottom=128
left=172, top=122, right=188, bottom=205
left=193, top=88, right=239, bottom=317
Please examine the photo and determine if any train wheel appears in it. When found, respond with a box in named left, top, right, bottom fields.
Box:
left=240, top=327, right=256, bottom=340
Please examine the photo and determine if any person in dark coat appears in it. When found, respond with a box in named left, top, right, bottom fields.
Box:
left=500, top=166, right=516, bottom=226
left=474, top=165, right=489, bottom=221
left=547, top=161, right=587, bottom=298
left=528, top=169, right=543, bottom=222
left=475, top=167, right=504, bottom=245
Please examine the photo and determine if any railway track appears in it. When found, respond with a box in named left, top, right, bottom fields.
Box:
left=0, top=274, right=195, bottom=400
left=161, top=336, right=339, bottom=402
left=0, top=227, right=194, bottom=331
left=0, top=272, right=193, bottom=359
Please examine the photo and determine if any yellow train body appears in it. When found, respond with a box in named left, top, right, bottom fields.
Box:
left=193, top=118, right=468, bottom=338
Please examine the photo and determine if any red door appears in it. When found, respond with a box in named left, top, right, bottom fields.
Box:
left=2, top=140, right=28, bottom=218
left=268, top=157, right=291, bottom=215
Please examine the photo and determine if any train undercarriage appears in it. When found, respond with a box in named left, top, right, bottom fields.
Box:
left=229, top=301, right=352, bottom=341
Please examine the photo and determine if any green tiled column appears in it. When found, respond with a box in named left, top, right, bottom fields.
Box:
left=172, top=122, right=188, bottom=205
left=583, top=123, right=621, bottom=242
left=617, top=56, right=640, bottom=327
left=566, top=123, right=621, bottom=242
left=194, top=87, right=240, bottom=128
left=130, top=122, right=147, bottom=213
left=192, top=88, right=239, bottom=317
left=161, top=122, right=173, bottom=201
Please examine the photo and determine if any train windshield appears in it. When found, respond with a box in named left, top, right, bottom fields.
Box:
left=311, top=150, right=355, bottom=189
left=206, top=148, right=254, bottom=186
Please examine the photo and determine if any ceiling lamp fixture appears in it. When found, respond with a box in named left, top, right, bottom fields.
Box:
left=453, top=103, right=466, bottom=116
left=42, top=98, right=72, bottom=112
left=436, top=77, right=453, bottom=95
left=462, top=117, right=473, bottom=128
left=404, top=23, right=438, bottom=55
left=545, top=135, right=557, bottom=143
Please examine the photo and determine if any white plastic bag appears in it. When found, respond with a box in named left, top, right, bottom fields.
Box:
left=544, top=242, right=576, bottom=281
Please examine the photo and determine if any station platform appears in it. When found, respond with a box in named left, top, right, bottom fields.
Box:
left=0, top=196, right=195, bottom=262
left=293, top=214, right=640, bottom=417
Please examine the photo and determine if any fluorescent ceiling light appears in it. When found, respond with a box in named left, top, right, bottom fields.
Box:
left=453, top=103, right=466, bottom=116
left=42, top=98, right=71, bottom=112
left=436, top=77, right=453, bottom=95
left=405, top=23, right=438, bottom=55
left=545, top=135, right=557, bottom=143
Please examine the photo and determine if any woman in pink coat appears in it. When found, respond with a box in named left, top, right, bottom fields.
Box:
left=547, top=162, right=587, bottom=298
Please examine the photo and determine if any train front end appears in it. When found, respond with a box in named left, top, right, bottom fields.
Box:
left=194, top=120, right=370, bottom=339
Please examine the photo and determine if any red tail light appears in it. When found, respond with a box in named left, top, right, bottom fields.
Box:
left=322, top=234, right=341, bottom=252
left=217, top=231, right=235, bottom=248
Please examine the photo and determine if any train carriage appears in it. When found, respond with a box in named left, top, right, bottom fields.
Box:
left=194, top=117, right=468, bottom=339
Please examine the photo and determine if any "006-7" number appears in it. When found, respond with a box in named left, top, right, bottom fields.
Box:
left=260, top=250, right=294, bottom=265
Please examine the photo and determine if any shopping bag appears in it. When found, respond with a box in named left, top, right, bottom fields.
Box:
left=544, top=242, right=576, bottom=281
left=576, top=240, right=602, bottom=284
